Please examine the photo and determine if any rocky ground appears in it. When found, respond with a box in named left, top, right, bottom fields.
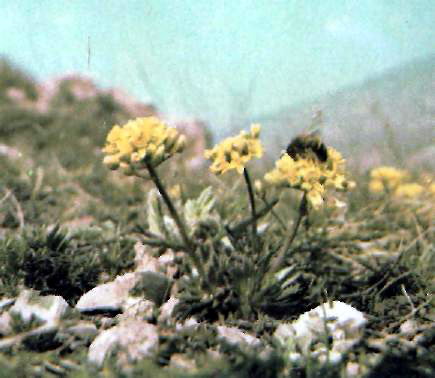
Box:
left=0, top=59, right=434, bottom=377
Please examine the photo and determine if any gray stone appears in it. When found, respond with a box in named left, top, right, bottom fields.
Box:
left=158, top=297, right=179, bottom=323
left=9, top=290, right=69, bottom=326
left=76, top=273, right=138, bottom=313
left=175, top=317, right=198, bottom=331
left=120, top=299, right=155, bottom=321
left=88, top=319, right=159, bottom=366
left=66, top=322, right=98, bottom=339
left=274, top=301, right=367, bottom=364
left=0, top=312, right=12, bottom=337
left=0, top=298, right=15, bottom=312
left=76, top=271, right=171, bottom=314
left=216, top=326, right=261, bottom=347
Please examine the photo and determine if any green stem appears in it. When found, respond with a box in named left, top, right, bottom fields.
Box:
left=271, top=192, right=307, bottom=272
left=261, top=197, right=286, bottom=230
left=145, top=161, right=200, bottom=258
left=228, top=198, right=278, bottom=235
left=243, top=167, right=258, bottom=250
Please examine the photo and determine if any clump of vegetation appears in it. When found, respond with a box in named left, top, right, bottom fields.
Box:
left=0, top=58, right=38, bottom=102
left=0, top=225, right=135, bottom=304
left=101, top=118, right=357, bottom=324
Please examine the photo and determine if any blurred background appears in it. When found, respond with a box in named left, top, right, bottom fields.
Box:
left=1, top=0, right=434, bottom=169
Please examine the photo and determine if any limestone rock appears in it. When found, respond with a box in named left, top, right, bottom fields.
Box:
left=88, top=320, right=159, bottom=366
left=158, top=297, right=179, bottom=323
left=0, top=312, right=12, bottom=337
left=76, top=270, right=171, bottom=314
left=66, top=322, right=98, bottom=339
left=119, top=299, right=155, bottom=321
left=0, top=297, right=15, bottom=312
left=274, top=301, right=367, bottom=364
left=9, top=290, right=69, bottom=326
left=76, top=273, right=138, bottom=314
left=216, top=326, right=261, bottom=347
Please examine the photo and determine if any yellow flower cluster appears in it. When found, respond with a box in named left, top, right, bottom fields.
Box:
left=369, top=166, right=408, bottom=193
left=102, top=117, right=185, bottom=174
left=204, top=124, right=263, bottom=175
left=369, top=166, right=435, bottom=200
left=264, top=147, right=353, bottom=209
left=394, top=183, right=424, bottom=198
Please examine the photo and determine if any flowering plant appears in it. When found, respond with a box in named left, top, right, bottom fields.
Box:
left=264, top=146, right=353, bottom=209
left=204, top=124, right=263, bottom=175
left=103, top=117, right=185, bottom=174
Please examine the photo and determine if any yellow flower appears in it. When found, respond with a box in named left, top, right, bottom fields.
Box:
left=264, top=145, right=352, bottom=209
left=369, top=166, right=407, bottom=193
left=394, top=183, right=424, bottom=199
left=369, top=179, right=384, bottom=193
left=102, top=117, right=185, bottom=172
left=204, top=124, right=263, bottom=175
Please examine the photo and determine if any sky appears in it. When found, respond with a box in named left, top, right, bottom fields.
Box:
left=1, top=1, right=434, bottom=135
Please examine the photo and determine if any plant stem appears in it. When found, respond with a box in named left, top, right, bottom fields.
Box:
left=243, top=167, right=258, bottom=250
left=271, top=192, right=307, bottom=272
left=144, top=161, right=199, bottom=261
left=261, top=197, right=286, bottom=230
left=228, top=198, right=278, bottom=234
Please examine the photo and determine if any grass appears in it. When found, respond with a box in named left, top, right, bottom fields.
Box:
left=0, top=59, right=433, bottom=377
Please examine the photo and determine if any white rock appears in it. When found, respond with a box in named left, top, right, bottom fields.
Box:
left=0, top=312, right=12, bottom=336
left=216, top=326, right=261, bottom=347
left=0, top=298, right=15, bottom=312
left=76, top=271, right=171, bottom=314
left=120, top=299, right=155, bottom=321
left=134, top=242, right=161, bottom=273
left=9, top=290, right=69, bottom=326
left=169, top=353, right=196, bottom=370
left=76, top=273, right=138, bottom=313
left=88, top=319, right=159, bottom=366
left=66, top=322, right=98, bottom=338
left=274, top=301, right=367, bottom=364
left=158, top=297, right=179, bottom=322
left=158, top=250, right=175, bottom=266
left=175, top=317, right=199, bottom=331
left=400, top=319, right=418, bottom=336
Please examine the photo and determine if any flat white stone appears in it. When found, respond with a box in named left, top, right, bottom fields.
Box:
left=66, top=322, right=98, bottom=338
left=0, top=298, right=15, bottom=312
left=9, top=290, right=69, bottom=326
left=88, top=319, right=159, bottom=366
left=274, top=301, right=367, bottom=364
left=158, top=297, right=179, bottom=322
left=76, top=271, right=171, bottom=313
left=76, top=273, right=138, bottom=313
left=217, top=326, right=261, bottom=347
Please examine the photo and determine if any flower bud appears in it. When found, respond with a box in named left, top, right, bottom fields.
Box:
left=254, top=179, right=264, bottom=196
left=250, top=123, right=261, bottom=138
left=174, top=135, right=186, bottom=153
left=150, top=145, right=166, bottom=167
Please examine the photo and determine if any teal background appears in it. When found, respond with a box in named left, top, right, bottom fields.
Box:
left=1, top=1, right=434, bottom=133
